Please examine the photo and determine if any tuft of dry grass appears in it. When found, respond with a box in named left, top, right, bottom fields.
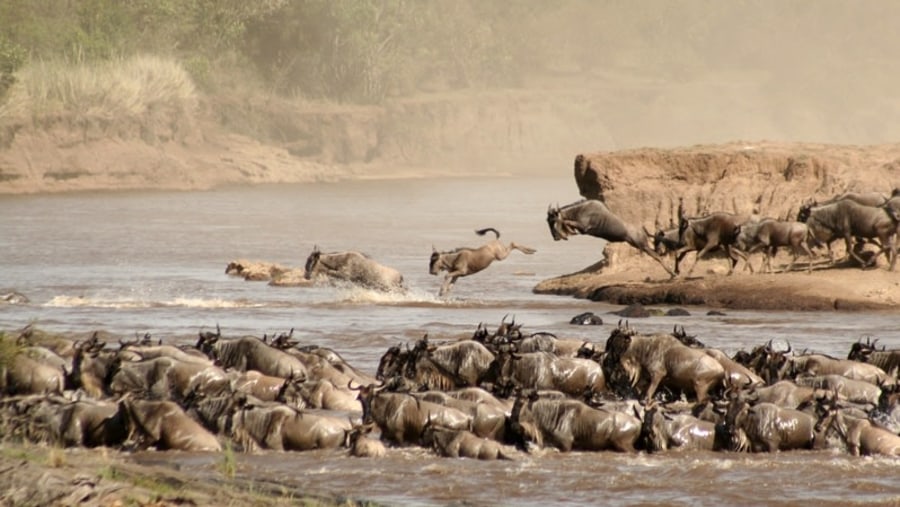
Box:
left=0, top=54, right=196, bottom=124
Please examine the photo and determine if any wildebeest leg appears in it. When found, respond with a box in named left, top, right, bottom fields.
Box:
left=726, top=246, right=752, bottom=275
left=439, top=275, right=460, bottom=296
left=509, top=242, right=537, bottom=255
left=643, top=372, right=664, bottom=404
left=844, top=233, right=873, bottom=268
left=684, top=244, right=717, bottom=278
left=888, top=235, right=898, bottom=271
left=639, top=246, right=676, bottom=277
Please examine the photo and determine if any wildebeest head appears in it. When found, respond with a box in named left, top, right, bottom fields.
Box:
left=672, top=325, right=705, bottom=348
left=428, top=247, right=443, bottom=275
left=195, top=324, right=222, bottom=357
left=847, top=336, right=879, bottom=363
left=304, top=247, right=322, bottom=279
left=722, top=395, right=751, bottom=452
left=376, top=345, right=407, bottom=381
left=546, top=205, right=566, bottom=241
left=796, top=201, right=816, bottom=223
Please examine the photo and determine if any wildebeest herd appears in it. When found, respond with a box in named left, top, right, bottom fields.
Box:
left=2, top=318, right=898, bottom=459
left=302, top=188, right=900, bottom=297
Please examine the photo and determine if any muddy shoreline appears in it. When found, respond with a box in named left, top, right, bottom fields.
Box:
left=533, top=249, right=900, bottom=312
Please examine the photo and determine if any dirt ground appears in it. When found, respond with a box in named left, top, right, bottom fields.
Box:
left=534, top=243, right=900, bottom=312
left=0, top=445, right=371, bottom=507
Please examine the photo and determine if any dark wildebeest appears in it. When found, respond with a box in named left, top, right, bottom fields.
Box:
left=350, top=382, right=472, bottom=446
left=23, top=398, right=130, bottom=448
left=304, top=246, right=405, bottom=292
left=400, top=336, right=496, bottom=389
left=847, top=337, right=900, bottom=375
left=547, top=199, right=675, bottom=277
left=603, top=325, right=725, bottom=403
left=120, top=398, right=222, bottom=452
left=669, top=211, right=752, bottom=277
left=797, top=199, right=900, bottom=269
left=509, top=391, right=640, bottom=452
left=738, top=218, right=816, bottom=273
left=429, top=228, right=536, bottom=296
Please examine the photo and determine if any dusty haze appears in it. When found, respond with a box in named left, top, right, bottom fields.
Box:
left=2, top=1, right=900, bottom=193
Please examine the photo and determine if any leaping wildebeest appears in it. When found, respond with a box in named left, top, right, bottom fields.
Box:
left=305, top=247, right=406, bottom=292
left=429, top=228, right=536, bottom=296
left=547, top=199, right=675, bottom=277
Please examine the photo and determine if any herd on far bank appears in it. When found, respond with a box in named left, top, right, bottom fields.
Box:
left=289, top=187, right=900, bottom=296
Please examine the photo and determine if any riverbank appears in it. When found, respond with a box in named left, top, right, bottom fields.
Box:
left=533, top=245, right=900, bottom=311
left=0, top=444, right=375, bottom=506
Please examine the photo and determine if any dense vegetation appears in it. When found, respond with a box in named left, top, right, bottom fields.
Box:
left=1, top=0, right=899, bottom=149
left=3, top=1, right=897, bottom=105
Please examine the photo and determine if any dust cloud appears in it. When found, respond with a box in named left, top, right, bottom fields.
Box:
left=477, top=0, right=900, bottom=173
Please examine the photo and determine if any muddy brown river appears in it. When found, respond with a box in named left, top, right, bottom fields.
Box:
left=1, top=177, right=898, bottom=505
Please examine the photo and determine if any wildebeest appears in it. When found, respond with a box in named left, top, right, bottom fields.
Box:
left=279, top=377, right=362, bottom=412
left=232, top=402, right=351, bottom=452
left=347, top=423, right=387, bottom=457
left=547, top=199, right=675, bottom=276
left=229, top=370, right=293, bottom=403
left=739, top=218, right=816, bottom=273
left=509, top=391, right=640, bottom=452
left=797, top=198, right=900, bottom=269
left=816, top=401, right=900, bottom=456
left=847, top=337, right=900, bottom=375
left=723, top=397, right=816, bottom=452
left=120, top=397, right=222, bottom=452
left=196, top=332, right=309, bottom=381
left=429, top=228, right=536, bottom=296
left=351, top=382, right=472, bottom=446
left=603, top=325, right=725, bottom=403
left=482, top=349, right=606, bottom=397
left=0, top=350, right=66, bottom=396
left=109, top=356, right=230, bottom=401
left=304, top=246, right=405, bottom=292
left=670, top=211, right=752, bottom=277
left=794, top=374, right=882, bottom=406
left=422, top=423, right=515, bottom=460
left=17, top=397, right=130, bottom=448
left=569, top=312, right=604, bottom=326
left=406, top=336, right=496, bottom=388
left=639, top=403, right=719, bottom=452
left=786, top=353, right=892, bottom=386
left=411, top=390, right=508, bottom=441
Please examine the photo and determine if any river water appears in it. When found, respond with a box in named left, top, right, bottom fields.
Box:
left=1, top=177, right=898, bottom=506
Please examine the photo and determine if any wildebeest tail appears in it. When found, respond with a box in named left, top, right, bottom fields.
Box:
left=475, top=228, right=500, bottom=239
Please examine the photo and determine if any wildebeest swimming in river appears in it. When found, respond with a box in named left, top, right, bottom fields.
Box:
left=547, top=199, right=675, bottom=277
left=304, top=247, right=406, bottom=292
left=429, top=228, right=536, bottom=296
